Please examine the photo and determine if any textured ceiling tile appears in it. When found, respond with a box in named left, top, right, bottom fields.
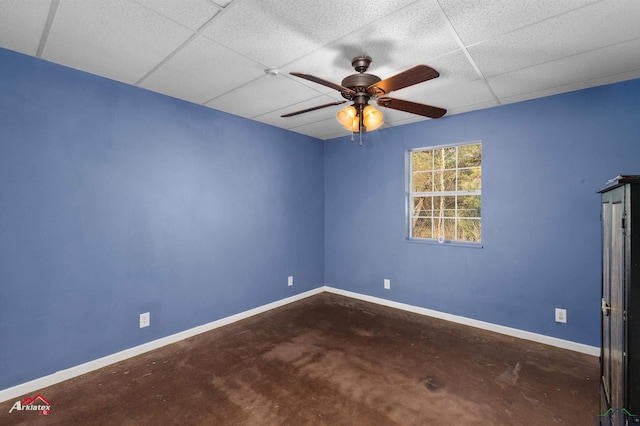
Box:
left=469, top=1, right=640, bottom=77
left=140, top=36, right=265, bottom=104
left=309, top=0, right=460, bottom=75
left=0, top=0, right=51, bottom=56
left=288, top=117, right=347, bottom=140
left=392, top=50, right=481, bottom=100
left=133, top=0, right=221, bottom=31
left=255, top=94, right=347, bottom=129
left=43, top=0, right=193, bottom=84
left=205, top=74, right=324, bottom=118
left=439, top=0, right=598, bottom=46
left=488, top=37, right=640, bottom=99
left=408, top=79, right=496, bottom=111
left=201, top=0, right=417, bottom=67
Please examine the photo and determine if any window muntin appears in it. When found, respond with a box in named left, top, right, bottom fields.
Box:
left=409, top=142, right=481, bottom=243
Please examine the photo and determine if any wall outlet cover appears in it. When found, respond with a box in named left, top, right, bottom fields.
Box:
left=555, top=308, right=567, bottom=324
left=139, top=312, right=150, bottom=328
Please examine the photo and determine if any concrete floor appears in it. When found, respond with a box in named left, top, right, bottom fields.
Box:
left=1, top=293, right=599, bottom=425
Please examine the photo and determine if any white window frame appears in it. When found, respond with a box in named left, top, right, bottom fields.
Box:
left=407, top=141, right=482, bottom=246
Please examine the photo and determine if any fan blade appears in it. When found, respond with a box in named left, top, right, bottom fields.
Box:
left=368, top=65, right=439, bottom=96
left=281, top=100, right=346, bottom=118
left=377, top=97, right=446, bottom=119
left=290, top=72, right=356, bottom=97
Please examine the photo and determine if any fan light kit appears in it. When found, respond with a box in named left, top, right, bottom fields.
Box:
left=283, top=55, right=446, bottom=145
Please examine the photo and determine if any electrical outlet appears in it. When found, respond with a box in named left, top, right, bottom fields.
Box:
left=139, top=312, right=150, bottom=328
left=384, top=279, right=390, bottom=290
left=555, top=308, right=567, bottom=324
left=288, top=276, right=293, bottom=287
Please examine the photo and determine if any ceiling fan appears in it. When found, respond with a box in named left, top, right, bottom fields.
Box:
left=282, top=55, right=446, bottom=145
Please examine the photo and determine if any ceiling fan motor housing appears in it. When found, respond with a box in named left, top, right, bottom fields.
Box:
left=341, top=73, right=381, bottom=102
left=340, top=55, right=382, bottom=102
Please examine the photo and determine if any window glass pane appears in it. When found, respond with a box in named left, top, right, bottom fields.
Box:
left=412, top=217, right=433, bottom=238
left=432, top=170, right=457, bottom=192
left=457, top=195, right=481, bottom=218
left=409, top=142, right=481, bottom=243
left=433, top=147, right=455, bottom=170
left=458, top=143, right=481, bottom=168
left=458, top=168, right=481, bottom=191
left=412, top=196, right=433, bottom=217
left=412, top=151, right=433, bottom=171
left=432, top=196, right=456, bottom=218
left=444, top=147, right=456, bottom=169
left=433, top=218, right=456, bottom=240
left=412, top=171, right=432, bottom=192
left=457, top=219, right=481, bottom=242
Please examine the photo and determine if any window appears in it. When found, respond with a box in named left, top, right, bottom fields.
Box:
left=409, top=142, right=481, bottom=243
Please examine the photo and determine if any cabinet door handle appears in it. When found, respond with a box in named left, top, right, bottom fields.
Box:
left=601, top=298, right=611, bottom=316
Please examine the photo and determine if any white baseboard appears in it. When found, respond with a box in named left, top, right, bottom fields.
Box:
left=1, top=285, right=599, bottom=403
left=0, top=287, right=324, bottom=403
left=323, top=286, right=600, bottom=357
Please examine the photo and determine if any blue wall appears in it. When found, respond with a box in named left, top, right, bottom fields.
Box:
left=325, top=79, right=640, bottom=347
left=0, top=48, right=325, bottom=389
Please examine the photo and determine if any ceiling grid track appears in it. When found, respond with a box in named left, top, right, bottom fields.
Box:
left=434, top=0, right=500, bottom=105
left=36, top=0, right=60, bottom=58
left=134, top=1, right=232, bottom=87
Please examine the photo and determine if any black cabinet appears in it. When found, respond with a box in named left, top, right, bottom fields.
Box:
left=599, top=175, right=640, bottom=425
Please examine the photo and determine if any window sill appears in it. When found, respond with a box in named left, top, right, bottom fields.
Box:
left=405, top=238, right=484, bottom=249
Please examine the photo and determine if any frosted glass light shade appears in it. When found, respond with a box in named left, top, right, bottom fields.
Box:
left=336, top=106, right=357, bottom=128
left=362, top=105, right=383, bottom=131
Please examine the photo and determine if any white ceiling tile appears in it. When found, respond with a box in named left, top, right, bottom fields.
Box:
left=314, top=0, right=460, bottom=74
left=133, top=0, right=221, bottom=31
left=498, top=69, right=640, bottom=106
left=439, top=0, right=599, bottom=46
left=205, top=74, right=324, bottom=118
left=488, top=37, right=640, bottom=99
left=254, top=94, right=347, bottom=129
left=140, top=36, right=265, bottom=104
left=392, top=50, right=482, bottom=99
left=212, top=0, right=234, bottom=7
left=468, top=1, right=640, bottom=77
left=201, top=0, right=416, bottom=67
left=408, top=79, right=496, bottom=111
left=42, top=0, right=194, bottom=84
left=288, top=117, right=348, bottom=140
left=0, top=0, right=51, bottom=56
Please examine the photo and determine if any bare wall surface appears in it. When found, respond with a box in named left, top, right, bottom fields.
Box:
left=0, top=48, right=325, bottom=390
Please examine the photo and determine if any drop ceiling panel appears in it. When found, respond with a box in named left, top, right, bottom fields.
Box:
left=288, top=117, right=348, bottom=140
left=438, top=0, right=599, bottom=45
left=201, top=0, right=417, bottom=68
left=0, top=0, right=51, bottom=56
left=488, top=37, right=640, bottom=99
left=43, top=0, right=194, bottom=84
left=255, top=94, right=347, bottom=130
left=392, top=50, right=484, bottom=100
left=204, top=74, right=324, bottom=119
left=139, top=36, right=265, bottom=104
left=409, top=79, right=497, bottom=111
left=133, top=0, right=221, bottom=31
left=468, top=1, right=640, bottom=78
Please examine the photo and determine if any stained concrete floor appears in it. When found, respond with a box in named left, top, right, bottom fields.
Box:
left=1, top=293, right=599, bottom=425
